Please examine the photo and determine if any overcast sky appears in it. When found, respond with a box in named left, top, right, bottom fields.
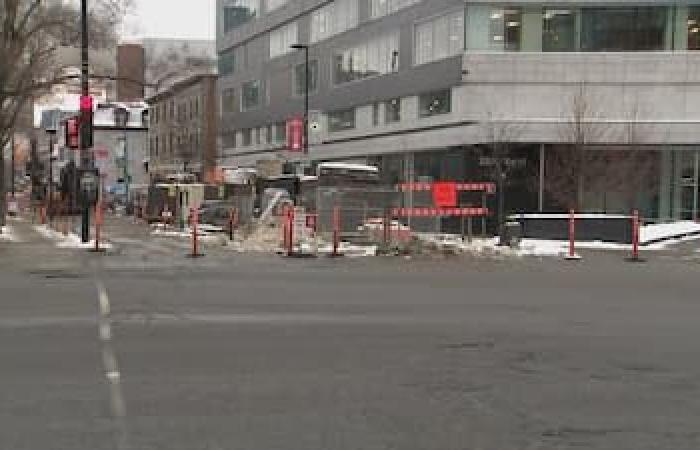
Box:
left=123, top=0, right=216, bottom=41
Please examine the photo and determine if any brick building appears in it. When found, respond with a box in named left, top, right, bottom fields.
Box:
left=117, top=44, right=146, bottom=102
left=147, top=73, right=219, bottom=182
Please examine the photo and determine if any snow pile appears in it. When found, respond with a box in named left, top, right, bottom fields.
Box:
left=232, top=224, right=284, bottom=253
left=55, top=234, right=113, bottom=250
left=641, top=221, right=700, bottom=244
left=34, top=225, right=65, bottom=240
left=34, top=225, right=113, bottom=249
left=0, top=226, right=19, bottom=242
left=151, top=225, right=224, bottom=242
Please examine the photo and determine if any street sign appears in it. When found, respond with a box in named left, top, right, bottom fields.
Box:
left=479, top=157, right=527, bottom=169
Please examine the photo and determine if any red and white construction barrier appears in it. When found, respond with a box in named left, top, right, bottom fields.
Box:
left=397, top=182, right=496, bottom=193
left=391, top=207, right=490, bottom=217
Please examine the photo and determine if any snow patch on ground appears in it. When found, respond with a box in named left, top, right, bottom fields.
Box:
left=0, top=226, right=20, bottom=242
left=418, top=230, right=700, bottom=259
left=34, top=225, right=113, bottom=249
left=641, top=221, right=700, bottom=244
left=151, top=226, right=224, bottom=242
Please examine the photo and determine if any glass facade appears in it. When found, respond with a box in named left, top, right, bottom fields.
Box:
left=689, top=7, right=700, bottom=50
left=369, top=0, right=420, bottom=19
left=311, top=0, right=358, bottom=43
left=542, top=9, right=576, bottom=51
left=414, top=10, right=464, bottom=65
left=333, top=33, right=399, bottom=85
left=223, top=0, right=259, bottom=33
left=463, top=4, right=700, bottom=52
left=581, top=7, right=668, bottom=51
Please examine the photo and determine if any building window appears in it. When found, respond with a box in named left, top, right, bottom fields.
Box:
left=580, top=7, right=668, bottom=51
left=221, top=88, right=236, bottom=113
left=369, top=0, right=419, bottom=19
left=419, top=89, right=451, bottom=118
left=328, top=108, right=356, bottom=132
left=254, top=128, right=261, bottom=145
left=543, top=9, right=576, bottom=51
left=372, top=103, right=380, bottom=126
left=222, top=131, right=236, bottom=148
left=490, top=8, right=521, bottom=51
left=690, top=8, right=700, bottom=50
left=333, top=32, right=399, bottom=85
left=275, top=122, right=287, bottom=143
left=219, top=48, right=235, bottom=75
left=241, top=80, right=262, bottom=111
left=294, top=60, right=319, bottom=96
left=311, top=0, right=358, bottom=43
left=269, top=21, right=298, bottom=58
left=223, top=0, right=259, bottom=33
left=265, top=124, right=273, bottom=143
left=266, top=0, right=289, bottom=12
left=242, top=128, right=252, bottom=146
left=414, top=10, right=464, bottom=65
left=385, top=98, right=401, bottom=123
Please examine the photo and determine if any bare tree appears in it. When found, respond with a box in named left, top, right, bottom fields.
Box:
left=0, top=0, right=130, bottom=226
left=590, top=103, right=658, bottom=213
left=480, top=114, right=524, bottom=242
left=546, top=86, right=657, bottom=214
left=545, top=82, right=610, bottom=211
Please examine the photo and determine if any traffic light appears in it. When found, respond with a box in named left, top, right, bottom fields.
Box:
left=65, top=116, right=80, bottom=149
left=79, top=95, right=93, bottom=148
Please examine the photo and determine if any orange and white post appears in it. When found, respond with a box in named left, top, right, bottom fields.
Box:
left=332, top=206, right=341, bottom=257
left=94, top=200, right=104, bottom=252
left=628, top=209, right=643, bottom=262
left=565, top=209, right=581, bottom=260
left=190, top=206, right=201, bottom=258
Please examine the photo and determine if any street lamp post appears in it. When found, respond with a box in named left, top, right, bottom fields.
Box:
left=290, top=44, right=310, bottom=172
left=79, top=0, right=91, bottom=243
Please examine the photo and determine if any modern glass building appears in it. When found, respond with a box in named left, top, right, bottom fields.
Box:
left=216, top=0, right=700, bottom=220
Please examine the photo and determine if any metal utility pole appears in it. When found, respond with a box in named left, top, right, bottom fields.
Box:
left=291, top=44, right=310, bottom=172
left=80, top=0, right=91, bottom=242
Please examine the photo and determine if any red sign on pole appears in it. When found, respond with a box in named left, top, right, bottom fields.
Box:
left=287, top=117, right=304, bottom=152
left=432, top=182, right=458, bottom=208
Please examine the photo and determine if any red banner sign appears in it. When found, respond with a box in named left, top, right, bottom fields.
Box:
left=286, top=117, right=304, bottom=152
left=432, top=182, right=458, bottom=208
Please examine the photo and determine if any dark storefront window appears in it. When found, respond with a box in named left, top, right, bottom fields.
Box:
left=689, top=8, right=700, bottom=50
left=543, top=9, right=576, bottom=51
left=328, top=108, right=356, bottom=132
left=419, top=89, right=451, bottom=118
left=385, top=98, right=401, bottom=124
left=580, top=7, right=668, bottom=51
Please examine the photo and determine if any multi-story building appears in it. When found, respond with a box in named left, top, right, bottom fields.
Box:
left=217, top=0, right=700, bottom=220
left=147, top=73, right=219, bottom=182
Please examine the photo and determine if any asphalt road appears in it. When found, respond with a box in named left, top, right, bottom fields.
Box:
left=1, top=216, right=699, bottom=449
